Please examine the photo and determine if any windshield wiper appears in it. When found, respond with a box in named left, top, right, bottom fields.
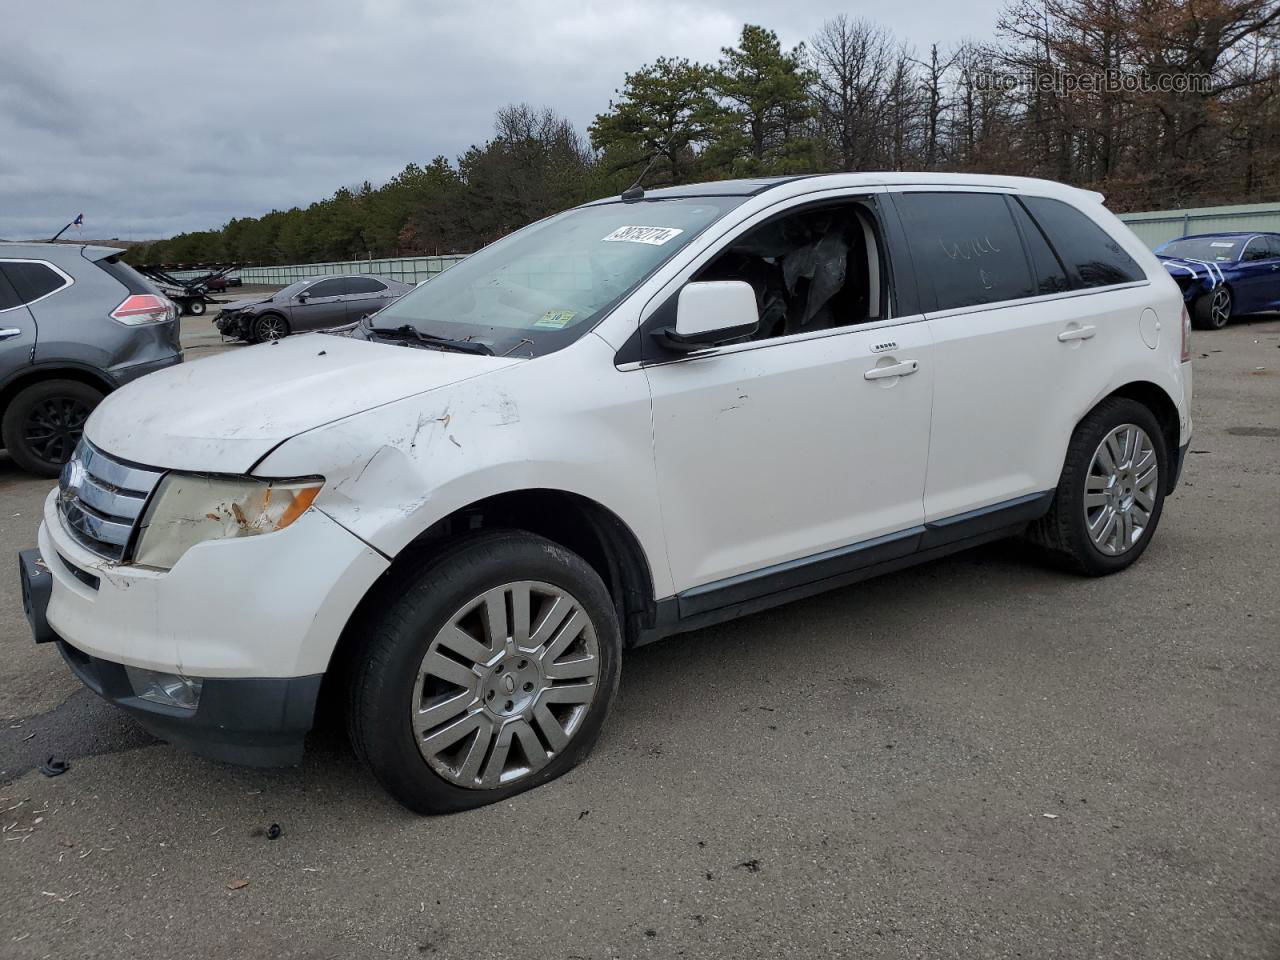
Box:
left=367, top=324, right=494, bottom=355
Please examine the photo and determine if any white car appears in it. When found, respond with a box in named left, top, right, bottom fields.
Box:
left=21, top=173, right=1192, bottom=813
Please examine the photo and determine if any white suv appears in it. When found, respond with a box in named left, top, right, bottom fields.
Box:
left=21, top=173, right=1192, bottom=813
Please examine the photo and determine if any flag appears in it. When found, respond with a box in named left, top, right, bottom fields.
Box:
left=73, top=213, right=84, bottom=228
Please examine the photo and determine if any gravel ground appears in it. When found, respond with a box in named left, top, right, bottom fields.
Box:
left=0, top=314, right=1276, bottom=960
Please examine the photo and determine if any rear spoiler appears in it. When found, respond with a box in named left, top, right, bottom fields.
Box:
left=79, top=244, right=126, bottom=262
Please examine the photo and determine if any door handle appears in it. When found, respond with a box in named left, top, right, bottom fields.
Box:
left=863, top=359, right=919, bottom=381
left=1057, top=325, right=1097, bottom=342
left=0, top=328, right=23, bottom=341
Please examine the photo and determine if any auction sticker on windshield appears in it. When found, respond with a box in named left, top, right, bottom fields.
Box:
left=602, top=226, right=684, bottom=245
left=534, top=310, right=576, bottom=329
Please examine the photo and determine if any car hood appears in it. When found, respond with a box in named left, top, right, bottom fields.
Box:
left=85, top=334, right=521, bottom=473
left=1157, top=255, right=1227, bottom=286
left=223, top=297, right=273, bottom=311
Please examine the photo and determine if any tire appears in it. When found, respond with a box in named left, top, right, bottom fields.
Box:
left=1192, top=286, right=1231, bottom=330
left=346, top=530, right=622, bottom=814
left=1, top=379, right=103, bottom=477
left=173, top=299, right=188, bottom=317
left=187, top=298, right=206, bottom=316
left=1028, top=397, right=1168, bottom=576
left=253, top=313, right=289, bottom=342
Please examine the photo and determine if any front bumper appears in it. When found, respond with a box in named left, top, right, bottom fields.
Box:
left=215, top=311, right=251, bottom=338
left=24, top=488, right=389, bottom=765
left=37, top=488, right=387, bottom=676
left=19, top=548, right=323, bottom=766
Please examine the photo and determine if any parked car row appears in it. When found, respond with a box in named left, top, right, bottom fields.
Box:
left=21, top=173, right=1194, bottom=814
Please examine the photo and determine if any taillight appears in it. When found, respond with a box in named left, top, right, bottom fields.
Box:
left=1180, top=305, right=1192, bottom=362
left=111, top=294, right=174, bottom=326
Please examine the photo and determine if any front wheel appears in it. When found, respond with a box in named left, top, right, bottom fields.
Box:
left=1029, top=397, right=1168, bottom=576
left=253, top=314, right=289, bottom=342
left=1192, top=286, right=1231, bottom=330
left=187, top=298, right=206, bottom=316
left=346, top=531, right=622, bottom=814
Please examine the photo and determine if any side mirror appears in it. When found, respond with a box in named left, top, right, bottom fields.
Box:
left=652, top=281, right=759, bottom=353
left=296, top=291, right=310, bottom=302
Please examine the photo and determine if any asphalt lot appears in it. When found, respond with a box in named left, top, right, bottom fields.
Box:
left=0, top=310, right=1276, bottom=959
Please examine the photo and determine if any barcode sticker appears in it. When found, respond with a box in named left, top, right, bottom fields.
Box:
left=602, top=226, right=684, bottom=245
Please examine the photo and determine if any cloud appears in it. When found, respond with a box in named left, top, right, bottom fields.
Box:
left=0, top=0, right=997, bottom=242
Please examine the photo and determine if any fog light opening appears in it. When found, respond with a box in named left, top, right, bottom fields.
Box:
left=124, top=666, right=203, bottom=710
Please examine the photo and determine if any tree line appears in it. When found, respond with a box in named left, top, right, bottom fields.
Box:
left=128, top=0, right=1280, bottom=267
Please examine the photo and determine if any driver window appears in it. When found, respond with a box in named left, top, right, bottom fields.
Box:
left=1242, top=240, right=1269, bottom=262
left=692, top=200, right=889, bottom=341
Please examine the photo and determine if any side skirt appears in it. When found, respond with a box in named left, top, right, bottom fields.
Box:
left=636, top=491, right=1053, bottom=646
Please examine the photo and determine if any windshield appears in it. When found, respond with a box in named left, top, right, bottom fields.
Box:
left=365, top=197, right=743, bottom=356
left=1158, top=237, right=1242, bottom=262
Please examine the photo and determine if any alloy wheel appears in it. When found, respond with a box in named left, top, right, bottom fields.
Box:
left=1209, top=288, right=1231, bottom=327
left=412, top=580, right=600, bottom=789
left=258, top=316, right=286, bottom=340
left=22, top=396, right=90, bottom=466
left=1084, top=423, right=1159, bottom=556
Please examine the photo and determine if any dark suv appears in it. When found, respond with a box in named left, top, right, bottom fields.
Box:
left=0, top=242, right=181, bottom=476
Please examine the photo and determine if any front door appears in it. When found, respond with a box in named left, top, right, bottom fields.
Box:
left=1234, top=237, right=1280, bottom=314
left=643, top=195, right=934, bottom=597
left=289, top=277, right=351, bottom=331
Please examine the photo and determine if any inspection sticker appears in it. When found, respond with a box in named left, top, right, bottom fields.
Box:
left=602, top=225, right=684, bottom=245
left=534, top=310, right=576, bottom=329
left=1210, top=242, right=1236, bottom=248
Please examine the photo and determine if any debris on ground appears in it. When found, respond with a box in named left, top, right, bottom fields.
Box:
left=40, top=757, right=70, bottom=777
left=226, top=879, right=249, bottom=891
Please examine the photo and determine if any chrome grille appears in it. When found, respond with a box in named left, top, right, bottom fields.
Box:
left=58, top=440, right=164, bottom=561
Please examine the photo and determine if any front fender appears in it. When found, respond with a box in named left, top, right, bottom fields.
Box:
left=252, top=337, right=675, bottom=599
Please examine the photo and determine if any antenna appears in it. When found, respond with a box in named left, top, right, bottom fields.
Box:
left=621, top=143, right=668, bottom=201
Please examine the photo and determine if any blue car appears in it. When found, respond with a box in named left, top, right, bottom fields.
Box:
left=1155, top=231, right=1280, bottom=329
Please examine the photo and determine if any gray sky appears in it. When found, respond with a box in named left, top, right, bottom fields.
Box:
left=1, top=0, right=999, bottom=242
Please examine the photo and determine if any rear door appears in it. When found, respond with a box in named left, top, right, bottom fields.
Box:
left=289, top=277, right=350, bottom=331
left=0, top=264, right=38, bottom=381
left=892, top=189, right=1149, bottom=522
left=343, top=276, right=393, bottom=321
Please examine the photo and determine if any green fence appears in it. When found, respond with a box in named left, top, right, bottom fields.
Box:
left=235, top=255, right=469, bottom=286
left=1119, top=201, right=1280, bottom=248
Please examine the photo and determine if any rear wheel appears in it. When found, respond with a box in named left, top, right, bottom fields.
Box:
left=346, top=531, right=621, bottom=814
left=253, top=313, right=289, bottom=342
left=1029, top=397, right=1168, bottom=576
left=187, top=298, right=206, bottom=316
left=1192, top=286, right=1231, bottom=330
left=2, top=379, right=103, bottom=477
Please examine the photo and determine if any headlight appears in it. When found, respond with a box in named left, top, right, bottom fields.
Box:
left=134, top=474, right=323, bottom=570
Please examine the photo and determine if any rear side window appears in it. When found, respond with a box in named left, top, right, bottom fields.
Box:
left=0, top=261, right=70, bottom=305
left=1008, top=199, right=1070, bottom=295
left=95, top=255, right=157, bottom=295
left=0, top=270, right=22, bottom=311
left=307, top=278, right=347, bottom=297
left=894, top=192, right=1034, bottom=311
left=1019, top=197, right=1143, bottom=288
left=346, top=277, right=387, bottom=294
